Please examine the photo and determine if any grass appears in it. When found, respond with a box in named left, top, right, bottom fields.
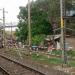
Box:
left=68, top=60, right=75, bottom=67
left=52, top=50, right=62, bottom=55
left=31, top=52, right=75, bottom=67
left=31, top=53, right=62, bottom=66
left=6, top=48, right=22, bottom=58
left=52, top=50, right=75, bottom=57
left=67, top=50, right=75, bottom=57
left=6, top=48, right=75, bottom=67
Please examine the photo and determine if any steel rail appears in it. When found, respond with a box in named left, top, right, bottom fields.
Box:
left=0, top=66, right=10, bottom=75
left=0, top=54, right=45, bottom=75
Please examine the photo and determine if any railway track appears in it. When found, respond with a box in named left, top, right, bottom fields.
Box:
left=0, top=53, right=69, bottom=75
left=0, top=49, right=69, bottom=75
left=0, top=54, right=45, bottom=75
left=0, top=66, right=10, bottom=75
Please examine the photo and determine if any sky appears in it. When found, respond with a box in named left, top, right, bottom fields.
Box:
left=0, top=0, right=30, bottom=31
left=0, top=0, right=29, bottom=23
left=0, top=0, right=36, bottom=31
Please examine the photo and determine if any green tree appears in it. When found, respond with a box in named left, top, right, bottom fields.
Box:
left=15, top=7, right=28, bottom=43
left=16, top=1, right=53, bottom=44
left=16, top=0, right=74, bottom=44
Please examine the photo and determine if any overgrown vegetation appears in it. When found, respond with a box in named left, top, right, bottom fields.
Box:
left=52, top=50, right=75, bottom=57
left=7, top=48, right=75, bottom=67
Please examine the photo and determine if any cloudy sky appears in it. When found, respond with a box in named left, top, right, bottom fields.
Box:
left=0, top=0, right=36, bottom=31
left=0, top=0, right=28, bottom=23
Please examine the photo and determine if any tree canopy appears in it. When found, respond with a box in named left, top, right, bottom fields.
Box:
left=16, top=0, right=75, bottom=44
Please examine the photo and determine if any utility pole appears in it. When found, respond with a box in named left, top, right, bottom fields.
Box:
left=3, top=8, right=6, bottom=48
left=28, top=0, right=31, bottom=46
left=0, top=8, right=7, bottom=48
left=60, top=0, right=67, bottom=64
left=10, top=22, right=13, bottom=38
left=11, top=22, right=13, bottom=47
left=3, top=8, right=8, bottom=48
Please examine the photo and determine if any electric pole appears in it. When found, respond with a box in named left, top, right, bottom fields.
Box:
left=2, top=8, right=8, bottom=48
left=11, top=23, right=12, bottom=39
left=28, top=0, right=31, bottom=46
left=11, top=22, right=13, bottom=47
left=60, top=0, right=67, bottom=64
left=3, top=8, right=6, bottom=48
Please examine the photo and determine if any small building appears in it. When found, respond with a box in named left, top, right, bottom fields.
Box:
left=45, top=34, right=75, bottom=50
left=45, top=34, right=61, bottom=50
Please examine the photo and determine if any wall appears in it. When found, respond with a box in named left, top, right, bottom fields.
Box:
left=66, top=37, right=75, bottom=50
